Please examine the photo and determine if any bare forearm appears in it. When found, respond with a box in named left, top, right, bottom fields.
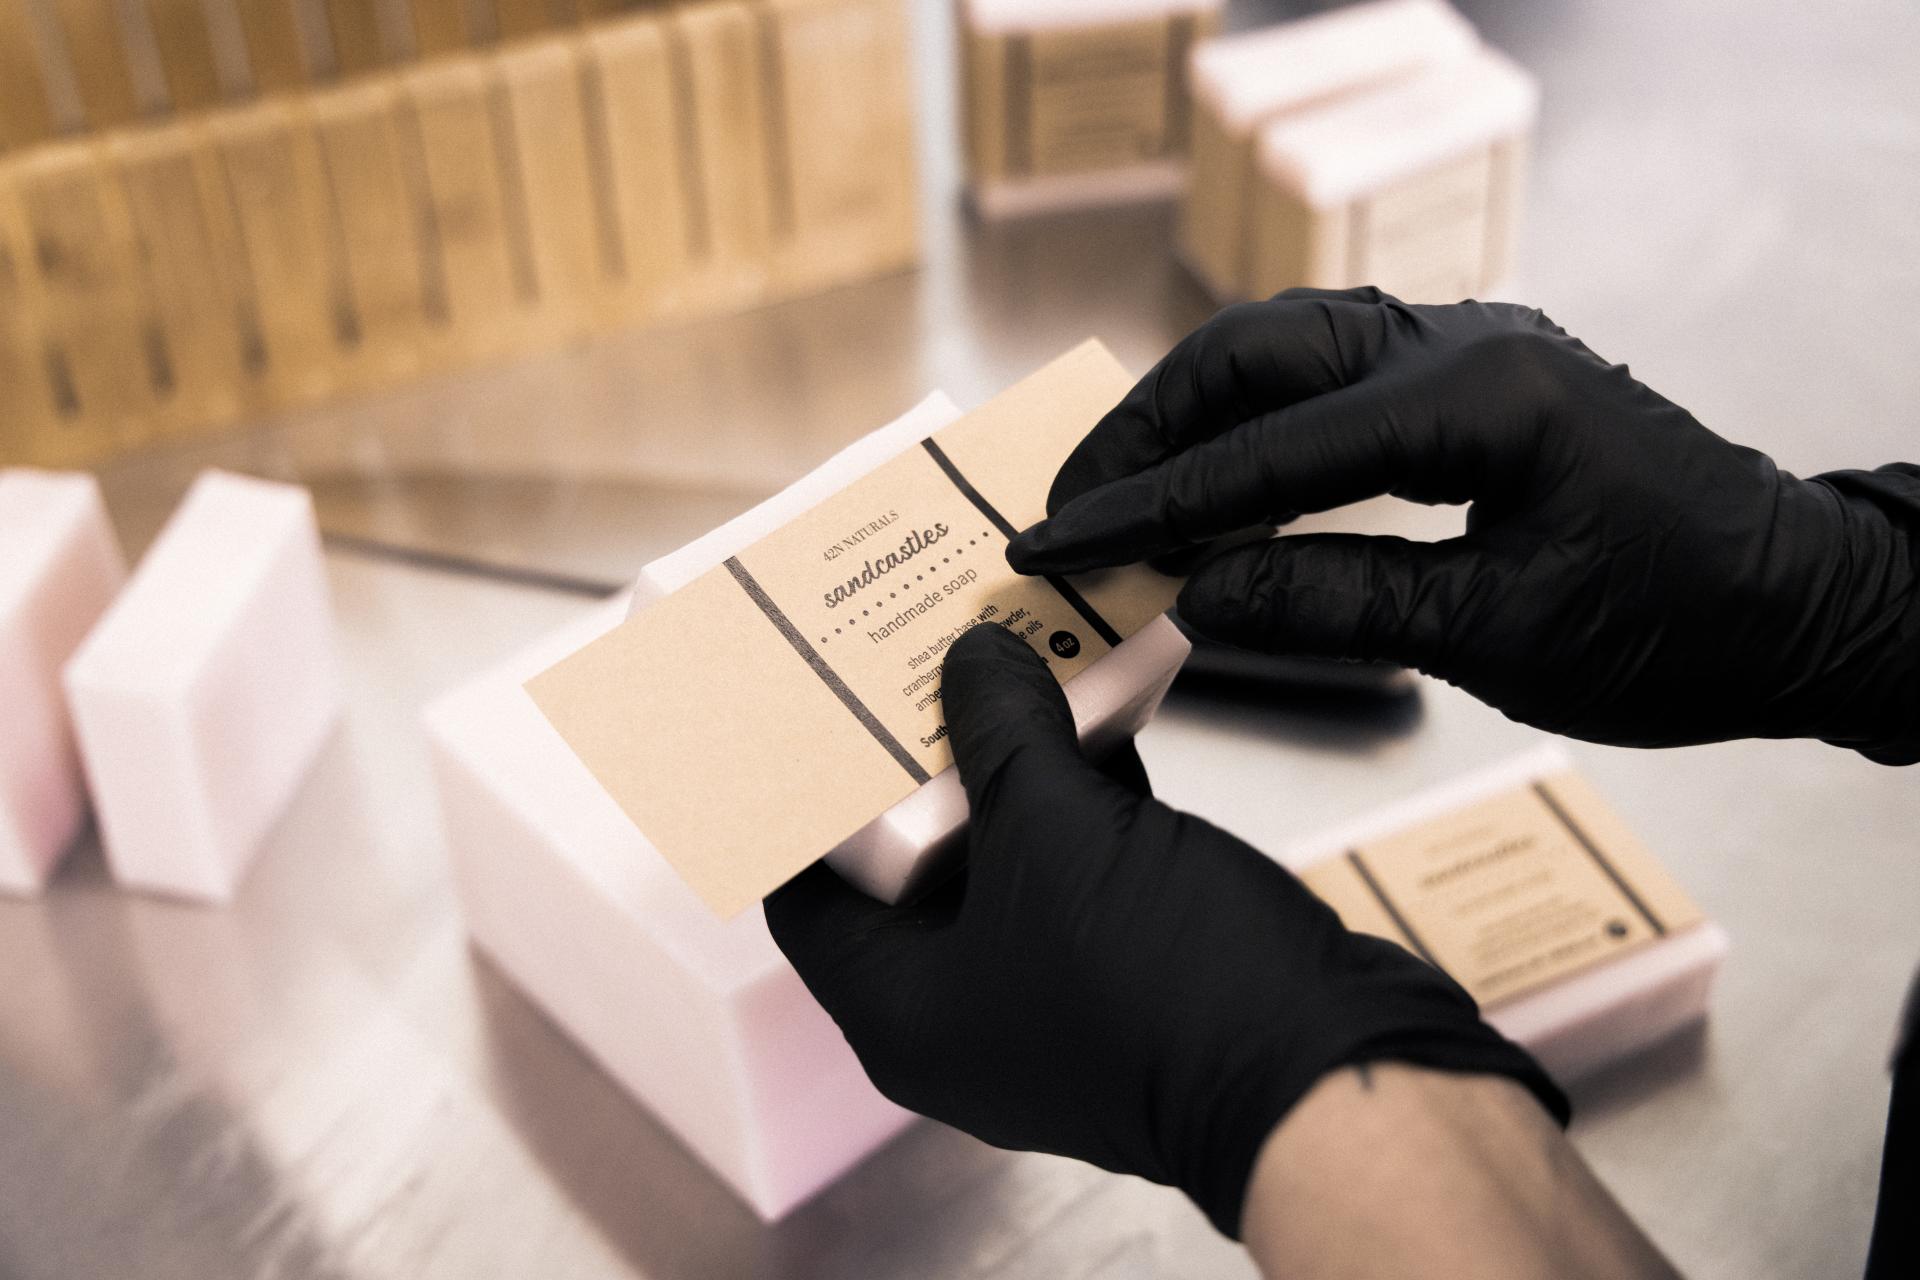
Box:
left=1243, top=1065, right=1679, bottom=1280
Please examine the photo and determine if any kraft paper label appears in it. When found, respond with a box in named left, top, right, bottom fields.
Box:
left=1300, top=770, right=1706, bottom=1009
left=527, top=341, right=1179, bottom=917
left=987, top=13, right=1209, bottom=177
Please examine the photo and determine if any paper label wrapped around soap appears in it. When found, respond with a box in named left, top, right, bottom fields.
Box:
left=526, top=341, right=1179, bottom=917
left=1299, top=769, right=1707, bottom=1009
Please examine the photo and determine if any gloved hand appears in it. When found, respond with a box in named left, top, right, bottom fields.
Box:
left=1009, top=289, right=1920, bottom=762
left=764, top=623, right=1568, bottom=1238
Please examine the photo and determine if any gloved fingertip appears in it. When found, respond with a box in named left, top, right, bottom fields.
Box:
left=942, top=622, right=1079, bottom=790
left=943, top=618, right=1055, bottom=701
left=1004, top=522, right=1056, bottom=574
left=1011, top=478, right=1168, bottom=575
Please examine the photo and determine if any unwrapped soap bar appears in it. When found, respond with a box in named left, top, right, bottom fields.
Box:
left=531, top=342, right=1189, bottom=916
left=0, top=470, right=125, bottom=894
left=63, top=471, right=343, bottom=902
left=427, top=598, right=914, bottom=1219
left=1290, top=745, right=1728, bottom=1081
left=1247, top=45, right=1538, bottom=303
left=1179, top=0, right=1480, bottom=301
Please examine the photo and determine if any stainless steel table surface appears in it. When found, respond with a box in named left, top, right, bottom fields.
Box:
left=5, top=1, right=1918, bottom=1276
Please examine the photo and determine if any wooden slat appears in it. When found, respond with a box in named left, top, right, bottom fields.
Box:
left=759, top=0, right=917, bottom=296
left=0, top=174, right=57, bottom=463
left=108, top=122, right=251, bottom=441
left=668, top=0, right=772, bottom=309
left=498, top=38, right=600, bottom=341
left=324, top=0, right=388, bottom=75
left=145, top=0, right=225, bottom=111
left=411, top=0, right=477, bottom=56
left=210, top=98, right=340, bottom=409
left=0, top=0, right=58, bottom=152
left=585, top=13, right=692, bottom=320
left=233, top=0, right=309, bottom=91
left=399, top=55, right=521, bottom=363
left=50, top=0, right=143, bottom=128
left=308, top=77, right=429, bottom=386
left=10, top=141, right=158, bottom=462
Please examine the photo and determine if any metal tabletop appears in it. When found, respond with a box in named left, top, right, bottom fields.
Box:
left=4, top=1, right=1918, bottom=1276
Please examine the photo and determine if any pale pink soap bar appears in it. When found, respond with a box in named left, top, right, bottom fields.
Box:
left=0, top=470, right=126, bottom=894
left=1286, top=745, right=1729, bottom=1082
left=62, top=471, right=342, bottom=902
left=426, top=598, right=914, bottom=1219
left=630, top=394, right=1192, bottom=905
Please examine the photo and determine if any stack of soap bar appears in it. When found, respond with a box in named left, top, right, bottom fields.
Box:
left=0, top=470, right=125, bottom=894
left=426, top=597, right=916, bottom=1219
left=63, top=471, right=342, bottom=902
left=959, top=0, right=1224, bottom=218
left=627, top=390, right=1192, bottom=907
left=1247, top=46, right=1539, bottom=304
left=1179, top=0, right=1480, bottom=301
left=1289, top=745, right=1729, bottom=1081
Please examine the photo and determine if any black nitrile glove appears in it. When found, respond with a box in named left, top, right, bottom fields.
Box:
left=764, top=623, right=1568, bottom=1238
left=1009, top=289, right=1920, bottom=762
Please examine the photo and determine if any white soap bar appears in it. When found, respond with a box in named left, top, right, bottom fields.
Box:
left=62, top=471, right=343, bottom=902
left=1178, top=0, right=1481, bottom=301
left=427, top=599, right=914, bottom=1218
left=1190, top=0, right=1479, bottom=131
left=1257, top=45, right=1538, bottom=210
left=964, top=0, right=1218, bottom=37
left=0, top=470, right=126, bottom=894
left=631, top=394, right=1192, bottom=906
left=1243, top=46, right=1538, bottom=303
left=1286, top=745, right=1729, bottom=1082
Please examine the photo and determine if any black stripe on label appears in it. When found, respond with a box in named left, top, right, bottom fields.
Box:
left=724, top=557, right=931, bottom=785
left=1532, top=782, right=1666, bottom=936
left=1346, top=850, right=1442, bottom=969
left=919, top=439, right=1124, bottom=649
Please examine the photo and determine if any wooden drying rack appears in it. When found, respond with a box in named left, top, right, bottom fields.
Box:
left=0, top=0, right=918, bottom=467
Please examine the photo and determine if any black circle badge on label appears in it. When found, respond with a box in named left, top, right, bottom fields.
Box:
left=1048, top=629, right=1081, bottom=659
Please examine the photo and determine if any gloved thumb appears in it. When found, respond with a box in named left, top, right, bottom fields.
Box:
left=1179, top=533, right=1473, bottom=671
left=941, top=621, right=1090, bottom=821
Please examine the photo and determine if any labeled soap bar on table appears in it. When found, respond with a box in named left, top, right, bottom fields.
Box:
left=427, top=596, right=914, bottom=1220
left=1179, top=0, right=1481, bottom=301
left=959, top=0, right=1224, bottom=218
left=1290, top=745, right=1728, bottom=1080
left=530, top=341, right=1189, bottom=917
left=1248, top=45, right=1539, bottom=303
left=63, top=471, right=343, bottom=902
left=0, top=470, right=126, bottom=894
